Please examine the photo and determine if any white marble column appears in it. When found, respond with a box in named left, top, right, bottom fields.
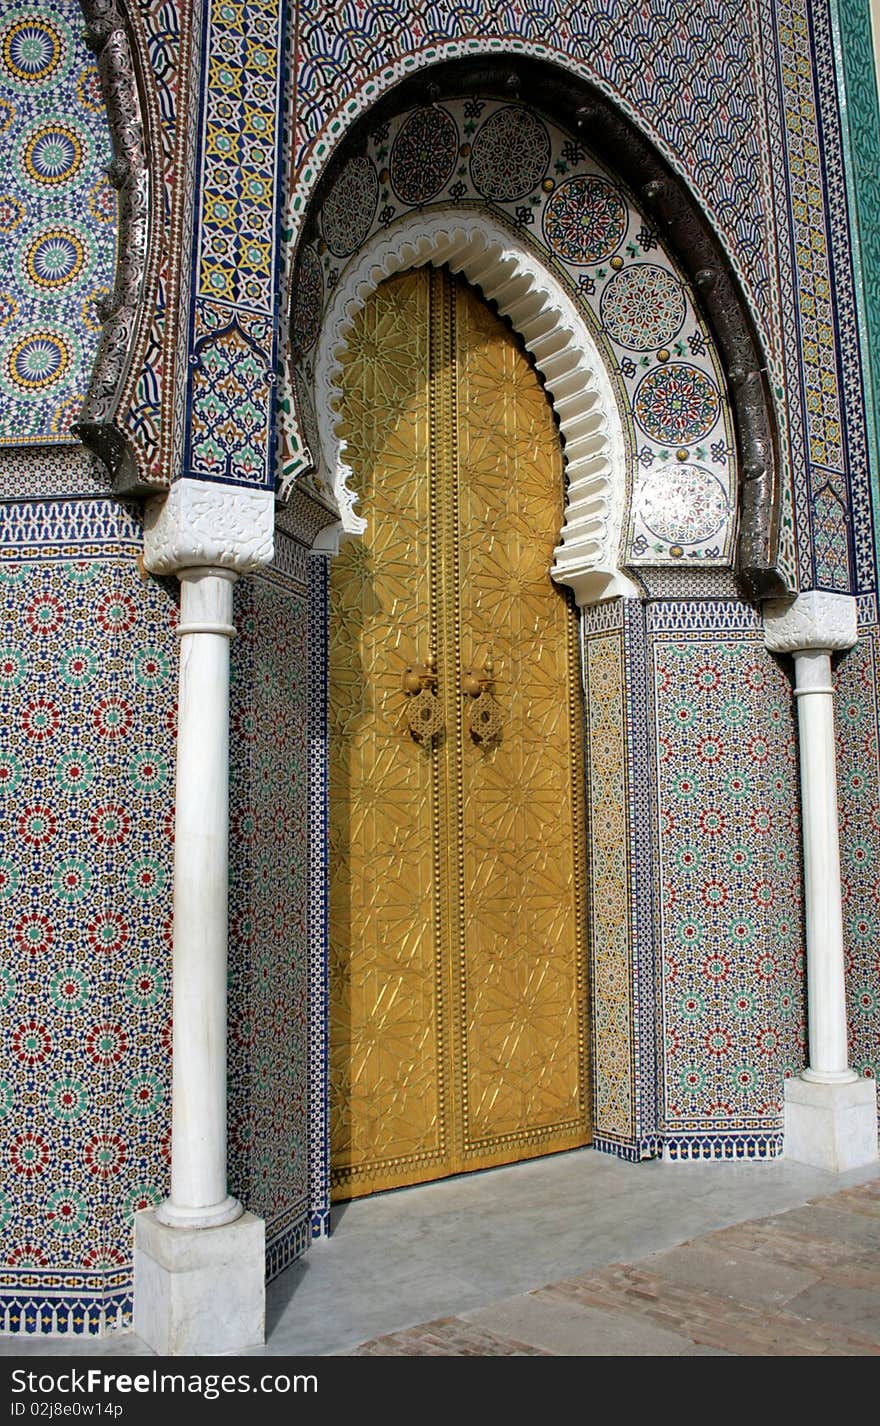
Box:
left=764, top=592, right=878, bottom=1170
left=791, top=645, right=855, bottom=1084
left=132, top=480, right=275, bottom=1354
left=157, top=567, right=242, bottom=1229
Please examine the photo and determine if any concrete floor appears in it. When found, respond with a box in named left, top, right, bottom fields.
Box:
left=4, top=1146, right=879, bottom=1356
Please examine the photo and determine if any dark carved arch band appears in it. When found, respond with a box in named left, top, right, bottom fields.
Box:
left=73, top=0, right=161, bottom=492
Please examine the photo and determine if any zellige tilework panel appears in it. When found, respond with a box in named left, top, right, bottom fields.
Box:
left=0, top=531, right=177, bottom=1334
left=651, top=616, right=807, bottom=1158
left=834, top=620, right=880, bottom=1096
left=228, top=572, right=311, bottom=1279
left=582, top=617, right=635, bottom=1153
left=0, top=2, right=116, bottom=446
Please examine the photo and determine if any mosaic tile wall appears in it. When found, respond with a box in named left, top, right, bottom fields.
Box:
left=832, top=0, right=880, bottom=582
left=0, top=506, right=323, bottom=1332
left=228, top=553, right=312, bottom=1279
left=828, top=4, right=880, bottom=1109
left=0, top=1, right=117, bottom=446
left=0, top=506, right=177, bottom=1335
left=761, top=0, right=873, bottom=593
left=649, top=602, right=807, bottom=1158
left=577, top=593, right=815, bottom=1160
left=290, top=1, right=773, bottom=328
left=182, top=0, right=286, bottom=491
left=282, top=0, right=876, bottom=601
left=582, top=606, right=634, bottom=1152
left=291, top=96, right=737, bottom=567
left=306, top=551, right=330, bottom=1239
left=622, top=599, right=664, bottom=1153
left=836, top=602, right=880, bottom=1089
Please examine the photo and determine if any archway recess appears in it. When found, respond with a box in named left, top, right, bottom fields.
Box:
left=286, top=58, right=787, bottom=598
left=316, top=213, right=638, bottom=605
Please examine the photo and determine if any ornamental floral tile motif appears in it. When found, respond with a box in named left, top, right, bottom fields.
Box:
left=0, top=2, right=116, bottom=447
left=652, top=627, right=807, bottom=1153
left=293, top=96, right=737, bottom=566
left=835, top=628, right=880, bottom=1084
left=228, top=572, right=312, bottom=1276
left=0, top=550, right=177, bottom=1334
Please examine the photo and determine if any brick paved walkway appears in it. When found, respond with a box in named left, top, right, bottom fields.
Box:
left=353, top=1179, right=880, bottom=1355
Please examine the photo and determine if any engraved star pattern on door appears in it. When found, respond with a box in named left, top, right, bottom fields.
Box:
left=328, top=271, right=448, bottom=1191
left=453, top=286, right=589, bottom=1161
left=329, top=267, right=590, bottom=1200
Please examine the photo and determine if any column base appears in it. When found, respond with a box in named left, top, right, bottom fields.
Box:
left=134, top=1209, right=265, bottom=1355
left=783, top=1074, right=879, bottom=1172
left=155, top=1194, right=243, bottom=1229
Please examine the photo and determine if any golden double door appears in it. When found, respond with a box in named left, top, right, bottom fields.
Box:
left=328, top=267, right=590, bottom=1201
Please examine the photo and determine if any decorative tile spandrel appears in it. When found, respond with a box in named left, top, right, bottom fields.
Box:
left=0, top=3, right=116, bottom=446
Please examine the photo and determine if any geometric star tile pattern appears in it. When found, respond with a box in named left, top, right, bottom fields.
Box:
left=0, top=546, right=176, bottom=1334
left=0, top=2, right=116, bottom=446
left=834, top=626, right=880, bottom=1085
left=651, top=625, right=807, bottom=1154
left=228, top=573, right=311, bottom=1277
left=292, top=96, right=736, bottom=566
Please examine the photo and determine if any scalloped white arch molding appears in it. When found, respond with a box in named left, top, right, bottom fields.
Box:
left=314, top=212, right=639, bottom=605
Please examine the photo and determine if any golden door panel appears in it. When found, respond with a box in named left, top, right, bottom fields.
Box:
left=453, top=282, right=589, bottom=1161
left=329, top=271, right=449, bottom=1194
left=329, top=266, right=590, bottom=1200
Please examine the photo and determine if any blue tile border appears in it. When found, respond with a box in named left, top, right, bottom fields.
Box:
left=623, top=599, right=661, bottom=1150
left=266, top=1206, right=311, bottom=1283
left=662, top=1132, right=784, bottom=1162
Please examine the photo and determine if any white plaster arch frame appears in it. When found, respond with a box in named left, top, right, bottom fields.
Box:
left=314, top=212, right=639, bottom=605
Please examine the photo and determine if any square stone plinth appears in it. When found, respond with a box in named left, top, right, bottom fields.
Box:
left=134, top=1209, right=265, bottom=1355
left=784, top=1075, right=879, bottom=1173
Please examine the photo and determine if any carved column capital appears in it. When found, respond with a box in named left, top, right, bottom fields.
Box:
left=763, top=591, right=858, bottom=654
left=143, top=478, right=274, bottom=577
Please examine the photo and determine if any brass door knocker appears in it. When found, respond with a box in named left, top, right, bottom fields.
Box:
left=461, top=656, right=503, bottom=744
left=402, top=655, right=443, bottom=742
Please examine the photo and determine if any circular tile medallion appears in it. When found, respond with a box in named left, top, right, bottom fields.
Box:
left=21, top=119, right=87, bottom=188
left=542, top=174, right=627, bottom=265
left=4, top=329, right=74, bottom=392
left=322, top=156, right=379, bottom=258
left=389, top=106, right=459, bottom=206
left=1, top=15, right=68, bottom=91
left=639, top=463, right=729, bottom=544
left=600, top=263, right=686, bottom=351
left=633, top=363, right=721, bottom=445
left=470, top=105, right=551, bottom=201
left=23, top=226, right=89, bottom=291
